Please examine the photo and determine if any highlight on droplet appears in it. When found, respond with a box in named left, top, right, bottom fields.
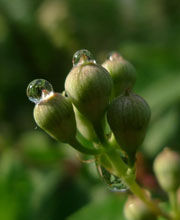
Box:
left=72, top=49, right=96, bottom=66
left=26, top=79, right=54, bottom=104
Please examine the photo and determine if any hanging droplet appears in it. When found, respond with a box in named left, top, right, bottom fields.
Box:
left=97, top=164, right=129, bottom=192
left=26, top=79, right=54, bottom=104
left=72, top=49, right=96, bottom=66
left=108, top=51, right=122, bottom=61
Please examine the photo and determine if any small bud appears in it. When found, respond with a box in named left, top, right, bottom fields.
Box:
left=33, top=93, right=77, bottom=143
left=124, top=194, right=157, bottom=220
left=27, top=79, right=77, bottom=143
left=65, top=49, right=113, bottom=124
left=153, top=148, right=180, bottom=193
left=107, top=90, right=151, bottom=159
left=102, top=52, right=136, bottom=97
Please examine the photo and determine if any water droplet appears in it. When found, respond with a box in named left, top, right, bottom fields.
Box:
left=27, top=79, right=54, bottom=104
left=72, top=49, right=96, bottom=66
left=97, top=164, right=129, bottom=192
left=108, top=51, right=122, bottom=61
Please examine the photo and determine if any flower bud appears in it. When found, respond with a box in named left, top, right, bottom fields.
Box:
left=153, top=148, right=180, bottom=193
left=107, top=90, right=151, bottom=158
left=33, top=93, right=77, bottom=143
left=65, top=49, right=113, bottom=124
left=124, top=194, right=157, bottom=220
left=102, top=52, right=136, bottom=97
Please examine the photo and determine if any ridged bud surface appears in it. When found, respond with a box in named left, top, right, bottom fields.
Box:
left=107, top=91, right=151, bottom=157
left=102, top=53, right=136, bottom=97
left=34, top=93, right=76, bottom=143
left=65, top=63, right=113, bottom=123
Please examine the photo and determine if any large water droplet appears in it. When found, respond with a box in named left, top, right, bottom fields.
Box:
left=27, top=79, right=54, bottom=104
left=72, top=49, right=96, bottom=66
left=108, top=51, right=122, bottom=61
left=97, top=164, right=129, bottom=192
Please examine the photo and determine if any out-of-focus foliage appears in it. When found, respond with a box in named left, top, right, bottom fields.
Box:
left=0, top=0, right=180, bottom=219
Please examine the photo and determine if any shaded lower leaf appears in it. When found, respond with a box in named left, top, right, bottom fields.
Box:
left=67, top=194, right=126, bottom=220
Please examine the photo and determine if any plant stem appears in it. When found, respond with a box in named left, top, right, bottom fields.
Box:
left=168, top=191, right=179, bottom=219
left=93, top=121, right=110, bottom=149
left=69, top=138, right=104, bottom=155
left=93, top=122, right=106, bottom=144
left=105, top=149, right=172, bottom=220
left=76, top=129, right=96, bottom=149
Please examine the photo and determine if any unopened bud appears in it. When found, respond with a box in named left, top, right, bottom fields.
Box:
left=153, top=148, right=180, bottom=193
left=102, top=52, right=136, bottom=97
left=107, top=90, right=151, bottom=159
left=27, top=79, right=77, bottom=143
left=65, top=49, right=113, bottom=124
left=124, top=194, right=157, bottom=220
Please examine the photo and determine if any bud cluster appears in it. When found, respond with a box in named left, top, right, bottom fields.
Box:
left=26, top=49, right=180, bottom=220
left=26, top=49, right=151, bottom=162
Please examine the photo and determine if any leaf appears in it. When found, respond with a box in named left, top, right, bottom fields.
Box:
left=18, top=131, right=64, bottom=164
left=67, top=194, right=126, bottom=220
left=140, top=74, right=180, bottom=157
left=158, top=202, right=171, bottom=220
left=142, top=107, right=178, bottom=158
left=141, top=74, right=180, bottom=123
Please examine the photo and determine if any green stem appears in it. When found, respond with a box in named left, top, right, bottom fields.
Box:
left=168, top=191, right=179, bottom=219
left=76, top=129, right=96, bottom=149
left=104, top=149, right=172, bottom=220
left=109, top=133, right=121, bottom=149
left=68, top=138, right=104, bottom=155
left=93, top=120, right=111, bottom=150
left=93, top=122, right=106, bottom=144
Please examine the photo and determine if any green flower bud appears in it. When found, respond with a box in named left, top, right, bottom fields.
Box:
left=27, top=79, right=76, bottom=143
left=124, top=195, right=157, bottom=220
left=102, top=52, right=136, bottom=97
left=65, top=49, right=113, bottom=124
left=107, top=90, right=151, bottom=159
left=27, top=80, right=103, bottom=155
left=33, top=92, right=77, bottom=143
left=27, top=80, right=76, bottom=143
left=153, top=148, right=180, bottom=193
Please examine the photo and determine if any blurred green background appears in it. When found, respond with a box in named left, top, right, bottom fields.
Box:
left=0, top=0, right=180, bottom=219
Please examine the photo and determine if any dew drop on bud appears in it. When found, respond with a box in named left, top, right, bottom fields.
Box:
left=72, top=49, right=96, bottom=66
left=108, top=51, right=122, bottom=61
left=26, top=79, right=54, bottom=104
left=97, top=164, right=129, bottom=192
